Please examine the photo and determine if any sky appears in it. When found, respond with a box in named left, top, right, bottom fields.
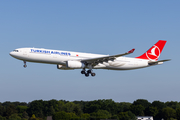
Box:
left=0, top=1, right=179, bottom=103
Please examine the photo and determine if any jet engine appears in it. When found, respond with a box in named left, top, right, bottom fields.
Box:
left=66, top=61, right=85, bottom=68
left=57, top=64, right=74, bottom=70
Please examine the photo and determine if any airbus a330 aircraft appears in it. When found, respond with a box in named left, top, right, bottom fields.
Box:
left=10, top=40, right=170, bottom=77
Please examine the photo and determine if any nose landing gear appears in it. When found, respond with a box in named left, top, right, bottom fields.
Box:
left=23, top=61, right=27, bottom=68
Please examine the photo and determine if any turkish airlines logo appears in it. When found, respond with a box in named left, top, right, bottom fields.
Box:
left=146, top=45, right=160, bottom=60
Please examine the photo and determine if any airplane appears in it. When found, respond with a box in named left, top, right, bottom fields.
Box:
left=9, top=40, right=170, bottom=77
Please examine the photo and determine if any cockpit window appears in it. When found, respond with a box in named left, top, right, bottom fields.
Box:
left=13, top=50, right=19, bottom=52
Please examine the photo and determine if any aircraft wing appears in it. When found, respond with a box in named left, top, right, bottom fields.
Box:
left=80, top=48, right=135, bottom=65
left=148, top=59, right=171, bottom=65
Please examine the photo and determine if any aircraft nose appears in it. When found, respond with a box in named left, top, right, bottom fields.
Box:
left=9, top=51, right=15, bottom=57
left=9, top=51, right=13, bottom=56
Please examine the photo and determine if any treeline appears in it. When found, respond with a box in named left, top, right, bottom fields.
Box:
left=0, top=99, right=180, bottom=120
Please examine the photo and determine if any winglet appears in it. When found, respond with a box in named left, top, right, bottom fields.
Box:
left=128, top=48, right=135, bottom=53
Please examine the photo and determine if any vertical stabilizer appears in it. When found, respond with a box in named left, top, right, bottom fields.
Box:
left=136, top=40, right=167, bottom=61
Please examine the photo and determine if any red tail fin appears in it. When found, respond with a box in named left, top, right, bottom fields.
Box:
left=136, top=40, right=167, bottom=61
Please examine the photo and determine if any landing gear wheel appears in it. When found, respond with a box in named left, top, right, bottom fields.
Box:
left=91, top=73, right=96, bottom=77
left=85, top=73, right=89, bottom=77
left=81, top=70, right=85, bottom=74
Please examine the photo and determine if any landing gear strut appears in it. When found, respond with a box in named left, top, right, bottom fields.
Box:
left=23, top=61, right=27, bottom=68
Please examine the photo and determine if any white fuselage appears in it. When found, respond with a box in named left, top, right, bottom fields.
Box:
left=9, top=48, right=151, bottom=70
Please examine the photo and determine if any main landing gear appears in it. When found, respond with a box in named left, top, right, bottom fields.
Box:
left=81, top=68, right=96, bottom=77
left=23, top=61, right=27, bottom=68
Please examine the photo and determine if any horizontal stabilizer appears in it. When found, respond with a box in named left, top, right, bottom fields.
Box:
left=148, top=59, right=171, bottom=65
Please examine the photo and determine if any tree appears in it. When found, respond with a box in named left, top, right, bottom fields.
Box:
left=162, top=107, right=176, bottom=120
left=100, top=99, right=118, bottom=115
left=2, top=102, right=12, bottom=108
left=63, top=102, right=76, bottom=113
left=0, top=115, right=6, bottom=120
left=0, top=106, right=5, bottom=116
left=73, top=104, right=82, bottom=116
left=57, top=100, right=65, bottom=112
left=118, top=111, right=136, bottom=120
left=146, top=106, right=158, bottom=117
left=118, top=112, right=130, bottom=120
left=48, top=106, right=55, bottom=116
left=4, top=104, right=17, bottom=117
left=151, top=101, right=166, bottom=110
left=27, top=100, right=44, bottom=118
left=127, top=111, right=136, bottom=120
left=84, top=103, right=101, bottom=113
left=8, top=114, right=21, bottom=120
left=133, top=99, right=151, bottom=109
left=16, top=106, right=28, bottom=113
left=166, top=101, right=180, bottom=110
left=176, top=108, right=180, bottom=120
left=46, top=99, right=59, bottom=114
left=66, top=113, right=79, bottom=120
left=130, top=105, right=145, bottom=116
left=22, top=111, right=29, bottom=120
left=151, top=101, right=166, bottom=118
left=118, top=102, right=131, bottom=112
left=90, top=110, right=111, bottom=119
left=83, top=99, right=119, bottom=115
left=29, top=114, right=39, bottom=120
left=73, top=100, right=87, bottom=111
left=31, top=114, right=36, bottom=119
left=111, top=114, right=119, bottom=120
left=38, top=110, right=44, bottom=118
left=81, top=113, right=90, bottom=119
left=53, top=111, right=70, bottom=120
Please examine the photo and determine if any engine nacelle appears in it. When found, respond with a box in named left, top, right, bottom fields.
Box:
left=66, top=61, right=85, bottom=68
left=57, top=64, right=74, bottom=70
